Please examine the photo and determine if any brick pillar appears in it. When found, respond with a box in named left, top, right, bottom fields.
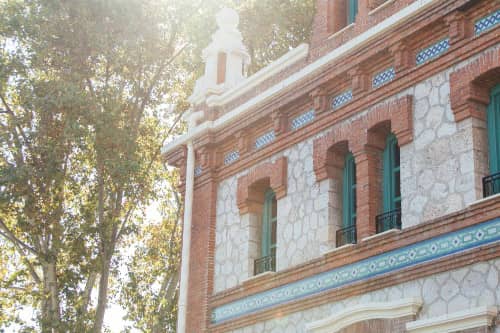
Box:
left=186, top=179, right=217, bottom=332
left=328, top=0, right=348, bottom=34
left=354, top=146, right=382, bottom=240
left=445, top=11, right=469, bottom=46
left=355, top=0, right=370, bottom=33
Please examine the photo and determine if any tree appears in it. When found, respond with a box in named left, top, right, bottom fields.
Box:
left=118, top=1, right=315, bottom=332
left=0, top=0, right=314, bottom=331
left=0, top=0, right=201, bottom=331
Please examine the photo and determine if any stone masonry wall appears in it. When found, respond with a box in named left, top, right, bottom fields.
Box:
left=214, top=138, right=331, bottom=292
left=228, top=258, right=500, bottom=333
left=213, top=46, right=499, bottom=293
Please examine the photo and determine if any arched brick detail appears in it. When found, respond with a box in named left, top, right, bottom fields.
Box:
left=237, top=157, right=287, bottom=214
left=313, top=95, right=413, bottom=240
left=313, top=95, right=413, bottom=182
left=450, top=48, right=500, bottom=122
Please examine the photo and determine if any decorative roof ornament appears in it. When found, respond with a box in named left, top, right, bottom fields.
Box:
left=189, top=8, right=251, bottom=105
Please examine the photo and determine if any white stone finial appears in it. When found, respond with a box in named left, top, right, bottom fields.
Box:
left=189, top=7, right=251, bottom=106
left=216, top=8, right=239, bottom=31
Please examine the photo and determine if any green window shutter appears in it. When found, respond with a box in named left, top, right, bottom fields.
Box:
left=347, top=0, right=358, bottom=25
left=382, top=134, right=401, bottom=212
left=342, top=152, right=357, bottom=228
left=488, top=84, right=500, bottom=174
left=261, top=189, right=277, bottom=258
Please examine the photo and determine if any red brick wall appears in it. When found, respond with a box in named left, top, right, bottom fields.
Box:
left=185, top=180, right=217, bottom=332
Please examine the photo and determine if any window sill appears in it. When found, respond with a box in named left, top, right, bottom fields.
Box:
left=368, top=0, right=398, bottom=16
left=321, top=243, right=355, bottom=256
left=327, top=23, right=355, bottom=41
left=241, top=271, right=276, bottom=285
left=361, top=228, right=400, bottom=242
left=468, top=192, right=500, bottom=207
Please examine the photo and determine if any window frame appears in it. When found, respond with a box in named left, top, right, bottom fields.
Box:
left=342, top=152, right=357, bottom=228
left=382, top=133, right=401, bottom=212
left=487, top=84, right=500, bottom=174
left=261, top=189, right=277, bottom=259
left=347, top=0, right=358, bottom=25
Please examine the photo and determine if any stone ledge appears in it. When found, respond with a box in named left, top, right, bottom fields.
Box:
left=305, top=298, right=423, bottom=333
left=361, top=228, right=401, bottom=242
left=368, top=0, right=399, bottom=16
left=468, top=192, right=500, bottom=207
left=321, top=243, right=356, bottom=256
left=240, top=271, right=276, bottom=285
left=406, top=306, right=498, bottom=333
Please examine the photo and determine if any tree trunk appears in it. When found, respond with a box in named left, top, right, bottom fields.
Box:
left=92, top=255, right=112, bottom=333
left=41, top=261, right=61, bottom=333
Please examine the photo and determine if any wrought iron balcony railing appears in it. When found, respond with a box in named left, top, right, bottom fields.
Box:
left=336, top=224, right=357, bottom=247
left=254, top=255, right=275, bottom=275
left=483, top=171, right=500, bottom=198
left=376, top=209, right=402, bottom=234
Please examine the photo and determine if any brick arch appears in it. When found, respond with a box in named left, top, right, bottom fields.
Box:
left=236, top=157, right=287, bottom=214
left=313, top=95, right=413, bottom=182
left=450, top=48, right=500, bottom=122
left=313, top=95, right=413, bottom=239
left=313, top=128, right=353, bottom=182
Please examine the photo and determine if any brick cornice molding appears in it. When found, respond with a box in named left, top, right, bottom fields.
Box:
left=313, top=95, right=413, bottom=182
left=450, top=47, right=500, bottom=122
left=236, top=157, right=288, bottom=214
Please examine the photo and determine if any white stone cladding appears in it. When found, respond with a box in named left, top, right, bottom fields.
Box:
left=213, top=46, right=499, bottom=294
left=214, top=138, right=331, bottom=292
left=227, top=259, right=500, bottom=333
left=398, top=70, right=485, bottom=228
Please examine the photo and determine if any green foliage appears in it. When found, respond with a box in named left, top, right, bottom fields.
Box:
left=0, top=0, right=314, bottom=331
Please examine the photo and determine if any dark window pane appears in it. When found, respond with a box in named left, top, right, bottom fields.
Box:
left=395, top=171, right=401, bottom=197
left=272, top=197, right=277, bottom=219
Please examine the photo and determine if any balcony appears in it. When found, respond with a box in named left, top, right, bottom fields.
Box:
left=336, top=225, right=357, bottom=247
left=483, top=171, right=500, bottom=198
left=376, top=209, right=402, bottom=233
left=254, top=255, right=275, bottom=275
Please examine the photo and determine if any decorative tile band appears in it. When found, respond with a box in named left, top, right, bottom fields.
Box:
left=372, top=67, right=396, bottom=88
left=255, top=131, right=276, bottom=150
left=332, top=90, right=353, bottom=110
left=212, top=218, right=500, bottom=324
left=194, top=165, right=203, bottom=177
left=224, top=151, right=240, bottom=165
left=416, top=38, right=450, bottom=66
left=475, top=9, right=500, bottom=35
left=291, top=109, right=315, bottom=130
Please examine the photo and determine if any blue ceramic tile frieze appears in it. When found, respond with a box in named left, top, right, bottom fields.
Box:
left=372, top=67, right=396, bottom=88
left=211, top=218, right=500, bottom=324
left=255, top=131, right=276, bottom=149
left=291, top=109, right=315, bottom=130
left=224, top=151, right=240, bottom=165
left=194, top=165, right=203, bottom=177
left=416, top=38, right=450, bottom=66
left=475, top=9, right=500, bottom=35
left=332, top=90, right=353, bottom=110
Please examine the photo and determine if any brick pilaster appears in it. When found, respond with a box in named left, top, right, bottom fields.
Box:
left=353, top=146, right=382, bottom=239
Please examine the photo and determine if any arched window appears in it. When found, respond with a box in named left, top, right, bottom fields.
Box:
left=255, top=189, right=277, bottom=274
left=338, top=152, right=356, bottom=245
left=484, top=84, right=500, bottom=197
left=347, top=0, right=358, bottom=25
left=377, top=133, right=401, bottom=233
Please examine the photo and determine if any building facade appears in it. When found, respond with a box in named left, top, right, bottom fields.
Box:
left=163, top=1, right=500, bottom=332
